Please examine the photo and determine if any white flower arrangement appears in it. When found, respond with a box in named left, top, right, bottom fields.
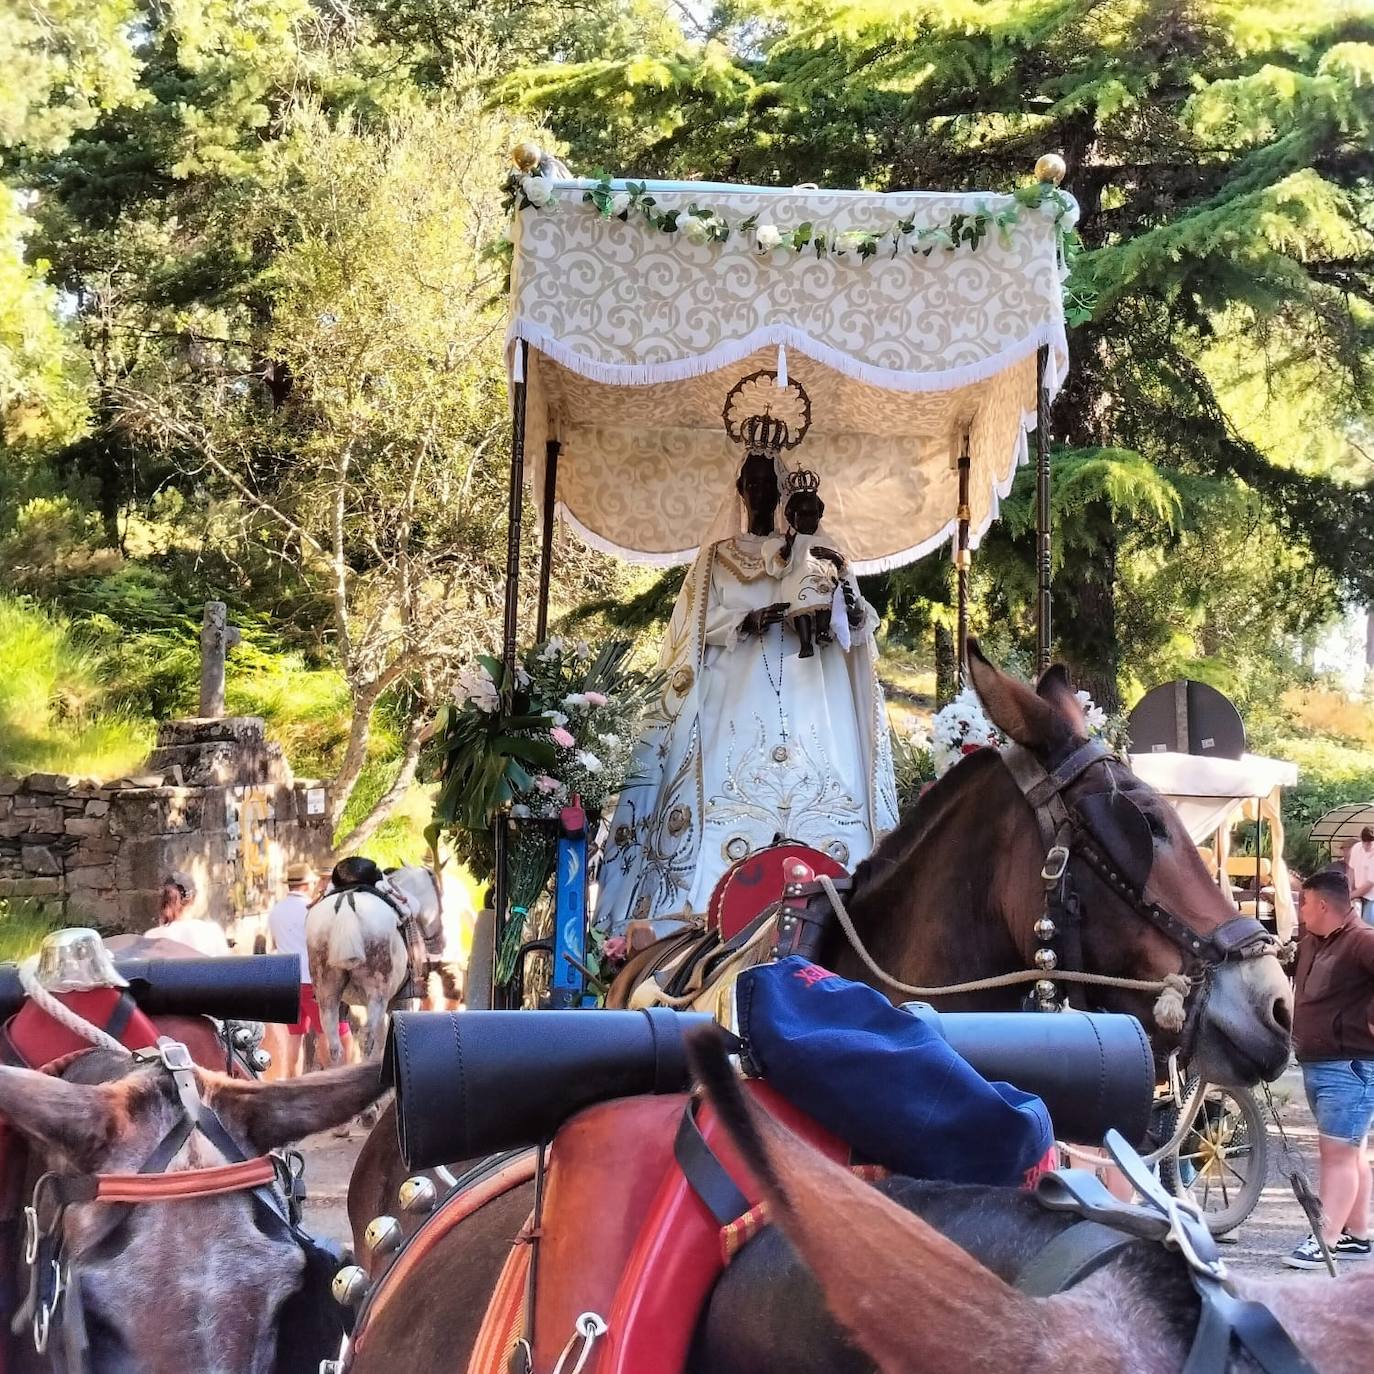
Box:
left=928, top=685, right=1113, bottom=778
left=682, top=215, right=716, bottom=245
left=456, top=663, right=500, bottom=714
left=929, top=689, right=1006, bottom=778
left=522, top=175, right=555, bottom=209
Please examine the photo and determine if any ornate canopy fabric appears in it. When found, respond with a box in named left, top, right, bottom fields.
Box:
left=509, top=179, right=1076, bottom=573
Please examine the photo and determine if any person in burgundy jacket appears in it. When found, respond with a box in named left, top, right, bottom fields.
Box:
left=1285, top=866, right=1374, bottom=1268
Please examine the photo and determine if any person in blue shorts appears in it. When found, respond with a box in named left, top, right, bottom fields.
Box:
left=1285, top=867, right=1374, bottom=1268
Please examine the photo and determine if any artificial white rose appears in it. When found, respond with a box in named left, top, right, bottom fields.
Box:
left=610, top=191, right=632, bottom=217
left=576, top=750, right=603, bottom=773
left=522, top=175, right=554, bottom=208
left=563, top=692, right=589, bottom=709
left=755, top=223, right=783, bottom=251
left=682, top=215, right=712, bottom=245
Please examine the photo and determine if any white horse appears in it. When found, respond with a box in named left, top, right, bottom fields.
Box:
left=305, top=864, right=445, bottom=1064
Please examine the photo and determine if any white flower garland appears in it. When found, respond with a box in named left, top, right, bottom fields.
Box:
left=504, top=172, right=1079, bottom=265
left=927, top=687, right=1110, bottom=778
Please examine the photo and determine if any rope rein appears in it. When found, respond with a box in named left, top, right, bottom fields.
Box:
left=17, top=958, right=132, bottom=1057
left=818, top=875, right=1192, bottom=1032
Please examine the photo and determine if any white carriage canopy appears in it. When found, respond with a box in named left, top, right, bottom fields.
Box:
left=508, top=178, right=1076, bottom=573
left=1129, top=751, right=1300, bottom=940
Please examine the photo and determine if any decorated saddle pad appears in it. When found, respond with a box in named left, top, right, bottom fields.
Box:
left=738, top=958, right=1052, bottom=1185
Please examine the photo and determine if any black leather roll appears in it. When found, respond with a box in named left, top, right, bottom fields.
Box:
left=0, top=955, right=303, bottom=1026
left=386, top=1009, right=716, bottom=1169
left=117, top=954, right=302, bottom=1025
left=902, top=1005, right=1155, bottom=1145
left=0, top=965, right=21, bottom=1022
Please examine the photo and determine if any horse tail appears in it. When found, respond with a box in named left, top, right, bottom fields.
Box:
left=325, top=894, right=368, bottom=971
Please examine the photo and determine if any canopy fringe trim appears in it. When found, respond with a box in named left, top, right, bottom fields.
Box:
left=509, top=319, right=1068, bottom=397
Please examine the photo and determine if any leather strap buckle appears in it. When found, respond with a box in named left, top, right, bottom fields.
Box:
left=134, top=1039, right=194, bottom=1073
left=1163, top=1194, right=1228, bottom=1282
left=1041, top=846, right=1070, bottom=883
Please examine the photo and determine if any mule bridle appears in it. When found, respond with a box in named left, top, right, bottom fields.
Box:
left=1002, top=739, right=1278, bottom=1039
left=18, top=1038, right=305, bottom=1373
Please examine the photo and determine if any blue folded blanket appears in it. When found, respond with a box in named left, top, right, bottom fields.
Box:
left=737, top=957, right=1052, bottom=1185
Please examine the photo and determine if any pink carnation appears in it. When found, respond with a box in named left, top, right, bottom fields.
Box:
left=584, top=690, right=608, bottom=707
left=549, top=726, right=575, bottom=749
left=534, top=775, right=561, bottom=794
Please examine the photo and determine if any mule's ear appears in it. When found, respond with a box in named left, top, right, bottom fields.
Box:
left=966, top=640, right=1063, bottom=752
left=205, top=1062, right=384, bottom=1152
left=0, top=1067, right=124, bottom=1169
left=1035, top=664, right=1087, bottom=735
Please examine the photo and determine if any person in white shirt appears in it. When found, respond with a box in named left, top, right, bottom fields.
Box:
left=142, top=872, right=230, bottom=956
left=266, top=863, right=349, bottom=1075
left=1346, top=828, right=1374, bottom=925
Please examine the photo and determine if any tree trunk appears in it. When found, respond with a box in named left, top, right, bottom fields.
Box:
left=1062, top=503, right=1121, bottom=712
left=335, top=717, right=426, bottom=854
left=1366, top=607, right=1374, bottom=668
left=935, top=622, right=957, bottom=707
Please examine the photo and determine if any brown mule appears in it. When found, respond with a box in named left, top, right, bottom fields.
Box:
left=612, top=643, right=1292, bottom=1089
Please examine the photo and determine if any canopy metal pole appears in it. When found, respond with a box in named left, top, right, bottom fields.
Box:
left=955, top=429, right=972, bottom=687
left=535, top=440, right=560, bottom=643
left=1035, top=343, right=1053, bottom=674
left=495, top=338, right=529, bottom=1009
left=502, top=339, right=530, bottom=685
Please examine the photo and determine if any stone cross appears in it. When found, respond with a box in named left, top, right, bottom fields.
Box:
left=199, top=602, right=241, bottom=718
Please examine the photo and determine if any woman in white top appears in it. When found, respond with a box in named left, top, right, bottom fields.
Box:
left=141, top=871, right=230, bottom=956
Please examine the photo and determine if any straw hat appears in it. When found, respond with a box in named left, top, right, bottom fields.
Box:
left=286, top=862, right=317, bottom=885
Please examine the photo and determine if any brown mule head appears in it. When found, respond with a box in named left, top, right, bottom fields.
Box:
left=966, top=643, right=1291, bottom=1087
left=0, top=1054, right=382, bottom=1374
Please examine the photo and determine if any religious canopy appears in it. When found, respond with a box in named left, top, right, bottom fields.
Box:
left=508, top=177, right=1077, bottom=573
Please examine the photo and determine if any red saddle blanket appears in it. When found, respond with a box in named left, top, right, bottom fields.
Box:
left=452, top=1086, right=849, bottom=1374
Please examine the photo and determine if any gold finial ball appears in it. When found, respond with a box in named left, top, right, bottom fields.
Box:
left=1035, top=153, right=1067, bottom=186
left=511, top=142, right=542, bottom=173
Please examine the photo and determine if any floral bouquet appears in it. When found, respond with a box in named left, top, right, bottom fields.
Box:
left=430, top=637, right=662, bottom=985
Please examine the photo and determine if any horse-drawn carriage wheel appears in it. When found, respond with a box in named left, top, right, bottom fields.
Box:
left=1156, top=1076, right=1268, bottom=1235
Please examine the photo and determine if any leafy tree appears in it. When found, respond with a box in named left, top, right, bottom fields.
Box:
left=508, top=0, right=1374, bottom=705
left=121, top=102, right=621, bottom=845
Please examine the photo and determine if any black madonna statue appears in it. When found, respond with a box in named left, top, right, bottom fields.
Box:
left=596, top=371, right=898, bottom=935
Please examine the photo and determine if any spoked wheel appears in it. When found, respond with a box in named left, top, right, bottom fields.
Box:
left=1157, top=1078, right=1269, bottom=1235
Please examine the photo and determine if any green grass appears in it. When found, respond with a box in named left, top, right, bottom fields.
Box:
left=0, top=595, right=155, bottom=778
left=0, top=900, right=67, bottom=962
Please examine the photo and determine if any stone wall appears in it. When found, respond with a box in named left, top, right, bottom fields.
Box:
left=0, top=717, right=332, bottom=938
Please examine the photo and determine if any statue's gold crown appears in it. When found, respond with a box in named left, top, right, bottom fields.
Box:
left=723, top=370, right=812, bottom=453
left=788, top=467, right=820, bottom=494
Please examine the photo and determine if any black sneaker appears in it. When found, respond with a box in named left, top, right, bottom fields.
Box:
left=1334, top=1232, right=1371, bottom=1259
left=1283, top=1235, right=1332, bottom=1270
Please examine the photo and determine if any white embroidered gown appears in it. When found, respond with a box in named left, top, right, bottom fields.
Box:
left=596, top=531, right=898, bottom=932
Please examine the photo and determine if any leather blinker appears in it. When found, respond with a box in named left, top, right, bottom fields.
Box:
left=1074, top=792, right=1154, bottom=894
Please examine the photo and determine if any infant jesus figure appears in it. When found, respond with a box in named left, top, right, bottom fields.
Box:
left=763, top=469, right=853, bottom=658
